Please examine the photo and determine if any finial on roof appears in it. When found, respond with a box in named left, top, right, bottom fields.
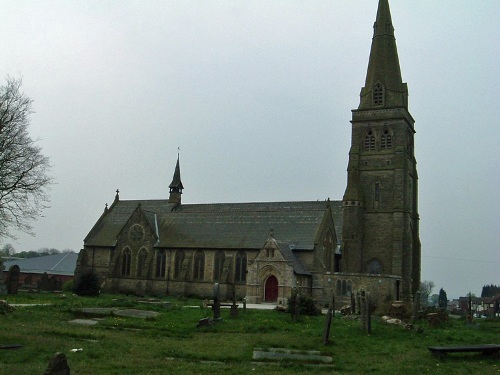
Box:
left=115, top=189, right=120, bottom=202
left=104, top=203, right=108, bottom=214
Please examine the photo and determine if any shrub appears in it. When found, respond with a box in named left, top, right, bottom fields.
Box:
left=73, top=269, right=100, bottom=296
left=286, top=294, right=321, bottom=316
left=62, top=280, right=74, bottom=292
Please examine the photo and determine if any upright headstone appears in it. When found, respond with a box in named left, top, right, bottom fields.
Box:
left=365, top=292, right=372, bottom=335
left=355, top=290, right=361, bottom=315
left=323, top=292, right=335, bottom=345
left=230, top=283, right=238, bottom=317
left=350, top=292, right=355, bottom=315
left=360, top=290, right=367, bottom=332
left=290, top=288, right=299, bottom=322
left=43, top=352, right=70, bottom=375
left=6, top=265, right=20, bottom=294
left=0, top=258, right=6, bottom=295
left=212, top=283, right=221, bottom=321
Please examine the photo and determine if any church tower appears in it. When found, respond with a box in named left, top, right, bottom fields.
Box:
left=342, top=0, right=420, bottom=301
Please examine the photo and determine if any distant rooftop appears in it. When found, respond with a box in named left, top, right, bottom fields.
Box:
left=2, top=253, right=78, bottom=276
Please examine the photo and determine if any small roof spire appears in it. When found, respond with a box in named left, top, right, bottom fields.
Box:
left=168, top=151, right=183, bottom=204
left=114, top=189, right=120, bottom=202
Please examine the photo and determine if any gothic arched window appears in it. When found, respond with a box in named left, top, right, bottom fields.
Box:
left=193, top=251, right=205, bottom=280
left=368, top=259, right=383, bottom=275
left=235, top=251, right=247, bottom=283
left=373, top=83, right=384, bottom=106
left=381, top=129, right=392, bottom=149
left=174, top=250, right=185, bottom=279
left=155, top=250, right=166, bottom=278
left=121, top=248, right=131, bottom=276
left=213, top=250, right=225, bottom=282
left=137, top=248, right=148, bottom=277
left=364, top=129, right=375, bottom=151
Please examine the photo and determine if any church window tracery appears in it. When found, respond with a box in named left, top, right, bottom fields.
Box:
left=235, top=251, right=247, bottom=283
left=193, top=251, right=205, bottom=280
left=364, top=129, right=375, bottom=151
left=381, top=128, right=392, bottom=149
left=373, top=83, right=384, bottom=106
left=155, top=250, right=166, bottom=278
left=213, top=250, right=225, bottom=282
left=121, top=248, right=131, bottom=276
left=137, top=248, right=148, bottom=277
left=174, top=250, right=185, bottom=279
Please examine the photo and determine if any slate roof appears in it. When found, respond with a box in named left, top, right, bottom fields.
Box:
left=85, top=200, right=343, bottom=251
left=2, top=253, right=78, bottom=276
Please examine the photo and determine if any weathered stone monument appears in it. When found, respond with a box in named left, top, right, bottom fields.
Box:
left=212, top=283, right=221, bottom=321
left=6, top=265, right=20, bottom=294
left=289, top=288, right=299, bottom=322
left=323, top=292, right=335, bottom=345
left=360, top=290, right=371, bottom=334
left=43, top=352, right=70, bottom=375
left=230, top=283, right=238, bottom=317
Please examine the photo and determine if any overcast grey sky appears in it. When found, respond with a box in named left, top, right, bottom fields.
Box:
left=1, top=0, right=498, bottom=299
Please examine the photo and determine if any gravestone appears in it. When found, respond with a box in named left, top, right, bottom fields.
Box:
left=290, top=288, right=299, bottom=322
left=323, top=292, right=335, bottom=345
left=350, top=292, right=355, bottom=315
left=0, top=258, right=6, bottom=295
left=355, top=290, right=361, bottom=314
left=6, top=265, right=20, bottom=294
left=230, top=283, right=238, bottom=317
left=212, top=283, right=221, bottom=321
left=360, top=290, right=366, bottom=331
left=43, top=352, right=70, bottom=375
left=38, top=272, right=51, bottom=291
left=365, top=292, right=372, bottom=334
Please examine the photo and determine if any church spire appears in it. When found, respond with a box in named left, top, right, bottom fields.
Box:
left=168, top=151, right=183, bottom=204
left=358, top=0, right=407, bottom=110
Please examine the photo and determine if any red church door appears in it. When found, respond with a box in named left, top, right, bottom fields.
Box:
left=264, top=275, right=278, bottom=302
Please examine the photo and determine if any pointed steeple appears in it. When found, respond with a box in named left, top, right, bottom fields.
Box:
left=168, top=152, right=183, bottom=204
left=358, top=0, right=408, bottom=110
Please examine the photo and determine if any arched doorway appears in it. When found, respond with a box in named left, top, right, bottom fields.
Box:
left=264, top=275, right=278, bottom=302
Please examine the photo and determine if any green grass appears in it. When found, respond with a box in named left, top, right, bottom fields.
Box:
left=1, top=293, right=499, bottom=374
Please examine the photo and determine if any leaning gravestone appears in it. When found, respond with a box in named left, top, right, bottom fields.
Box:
left=6, top=265, right=20, bottom=294
left=43, top=352, right=70, bottom=375
left=323, top=292, right=335, bottom=345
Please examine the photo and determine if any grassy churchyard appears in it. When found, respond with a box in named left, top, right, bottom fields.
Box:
left=1, top=293, right=499, bottom=374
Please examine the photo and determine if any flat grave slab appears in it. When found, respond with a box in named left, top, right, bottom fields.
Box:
left=252, top=348, right=332, bottom=364
left=69, top=319, right=99, bottom=326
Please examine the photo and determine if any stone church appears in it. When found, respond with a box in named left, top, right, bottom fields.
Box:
left=76, top=0, right=421, bottom=307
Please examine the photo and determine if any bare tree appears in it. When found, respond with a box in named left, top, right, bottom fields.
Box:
left=0, top=77, right=52, bottom=239
left=420, top=280, right=435, bottom=307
